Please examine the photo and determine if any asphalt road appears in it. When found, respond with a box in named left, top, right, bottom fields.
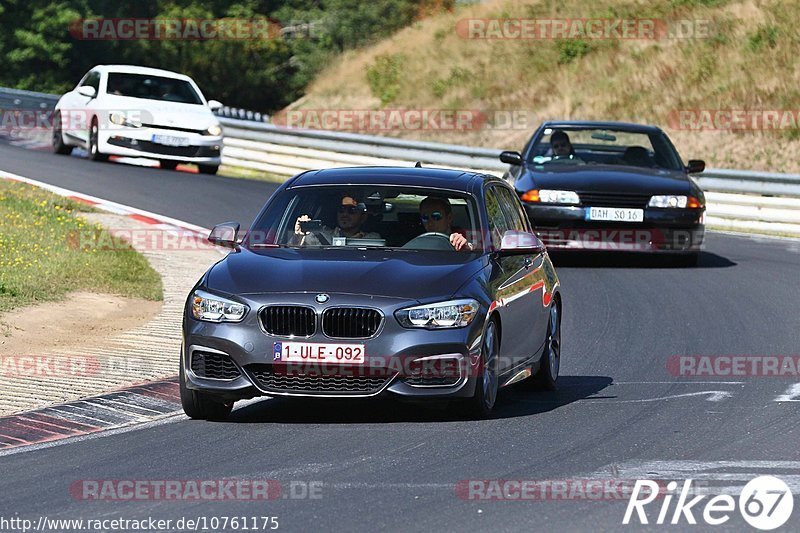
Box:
left=1, top=140, right=799, bottom=532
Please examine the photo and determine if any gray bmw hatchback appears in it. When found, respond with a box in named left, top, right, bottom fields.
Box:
left=181, top=167, right=562, bottom=419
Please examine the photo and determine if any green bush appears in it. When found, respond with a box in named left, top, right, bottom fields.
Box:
left=366, top=53, right=405, bottom=105
left=746, top=24, right=779, bottom=52
left=556, top=39, right=593, bottom=64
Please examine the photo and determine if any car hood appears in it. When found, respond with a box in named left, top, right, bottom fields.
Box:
left=525, top=165, right=692, bottom=194
left=103, top=95, right=217, bottom=130
left=206, top=247, right=488, bottom=302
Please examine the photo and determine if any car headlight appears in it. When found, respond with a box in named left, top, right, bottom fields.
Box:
left=191, top=290, right=248, bottom=322
left=205, top=124, right=223, bottom=136
left=521, top=189, right=581, bottom=205
left=648, top=195, right=689, bottom=208
left=108, top=112, right=141, bottom=128
left=395, top=299, right=479, bottom=329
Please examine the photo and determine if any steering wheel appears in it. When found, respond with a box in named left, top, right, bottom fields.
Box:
left=402, top=232, right=454, bottom=250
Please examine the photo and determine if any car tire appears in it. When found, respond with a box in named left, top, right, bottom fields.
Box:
left=52, top=112, right=73, bottom=155
left=179, top=363, right=234, bottom=420
left=160, top=160, right=179, bottom=170
left=198, top=164, right=219, bottom=175
left=528, top=300, right=560, bottom=391
left=459, top=318, right=500, bottom=418
left=87, top=118, right=108, bottom=162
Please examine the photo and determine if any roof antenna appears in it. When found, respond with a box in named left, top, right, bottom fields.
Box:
left=414, top=161, right=422, bottom=168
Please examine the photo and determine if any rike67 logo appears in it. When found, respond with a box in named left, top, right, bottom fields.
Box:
left=624, top=476, right=794, bottom=529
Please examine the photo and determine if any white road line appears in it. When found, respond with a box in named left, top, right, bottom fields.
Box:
left=585, top=391, right=734, bottom=403
left=589, top=460, right=800, bottom=494
left=775, top=382, right=800, bottom=401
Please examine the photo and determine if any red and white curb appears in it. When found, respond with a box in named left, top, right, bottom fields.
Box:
left=0, top=379, right=180, bottom=453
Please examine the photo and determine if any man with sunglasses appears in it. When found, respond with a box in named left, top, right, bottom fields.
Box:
left=294, top=194, right=380, bottom=245
left=419, top=196, right=473, bottom=251
left=550, top=129, right=575, bottom=158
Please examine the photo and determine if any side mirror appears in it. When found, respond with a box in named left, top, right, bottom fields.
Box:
left=208, top=221, right=240, bottom=248
left=77, top=86, right=97, bottom=99
left=499, top=151, right=523, bottom=166
left=686, top=159, right=705, bottom=174
left=207, top=99, right=223, bottom=112
left=500, top=230, right=544, bottom=255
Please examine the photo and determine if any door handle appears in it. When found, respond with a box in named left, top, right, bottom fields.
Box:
left=524, top=257, right=533, bottom=269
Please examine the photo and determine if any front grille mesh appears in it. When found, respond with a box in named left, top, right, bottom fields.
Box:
left=247, top=365, right=390, bottom=394
left=578, top=192, right=651, bottom=208
left=261, top=306, right=316, bottom=337
left=322, top=308, right=382, bottom=338
left=191, top=351, right=240, bottom=380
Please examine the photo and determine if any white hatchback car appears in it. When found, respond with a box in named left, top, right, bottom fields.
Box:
left=53, top=65, right=224, bottom=174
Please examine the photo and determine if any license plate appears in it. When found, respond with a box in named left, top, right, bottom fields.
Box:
left=151, top=134, right=190, bottom=147
left=272, top=342, right=365, bottom=365
left=586, top=207, right=644, bottom=223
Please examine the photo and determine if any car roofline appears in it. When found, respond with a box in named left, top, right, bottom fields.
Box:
left=538, top=120, right=664, bottom=133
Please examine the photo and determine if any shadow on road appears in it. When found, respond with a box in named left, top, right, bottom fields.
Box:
left=224, top=376, right=613, bottom=424
left=549, top=251, right=736, bottom=269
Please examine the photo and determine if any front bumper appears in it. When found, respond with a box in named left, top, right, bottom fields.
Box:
left=523, top=204, right=705, bottom=253
left=99, top=127, right=222, bottom=163
left=181, top=292, right=486, bottom=400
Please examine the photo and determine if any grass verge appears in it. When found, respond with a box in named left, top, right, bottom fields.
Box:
left=0, top=180, right=163, bottom=313
left=218, top=164, right=289, bottom=183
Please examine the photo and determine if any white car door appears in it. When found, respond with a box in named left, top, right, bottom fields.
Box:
left=63, top=70, right=101, bottom=145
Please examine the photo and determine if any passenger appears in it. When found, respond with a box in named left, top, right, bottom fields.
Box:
left=419, top=196, right=474, bottom=251
left=294, top=194, right=380, bottom=245
left=550, top=130, right=575, bottom=158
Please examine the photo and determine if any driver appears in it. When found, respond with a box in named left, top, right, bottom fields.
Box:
left=294, top=194, right=380, bottom=245
left=419, top=196, right=473, bottom=251
left=550, top=130, right=575, bottom=157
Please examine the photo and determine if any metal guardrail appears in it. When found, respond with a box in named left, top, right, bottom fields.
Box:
left=2, top=86, right=799, bottom=236
left=0, top=87, right=59, bottom=110
left=219, top=118, right=506, bottom=172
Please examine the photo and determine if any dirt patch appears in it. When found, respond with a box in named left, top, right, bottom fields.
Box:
left=0, top=291, right=162, bottom=356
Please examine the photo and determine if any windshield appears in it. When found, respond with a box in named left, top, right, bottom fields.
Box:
left=105, top=73, right=204, bottom=104
left=527, top=127, right=684, bottom=171
left=246, top=185, right=481, bottom=252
